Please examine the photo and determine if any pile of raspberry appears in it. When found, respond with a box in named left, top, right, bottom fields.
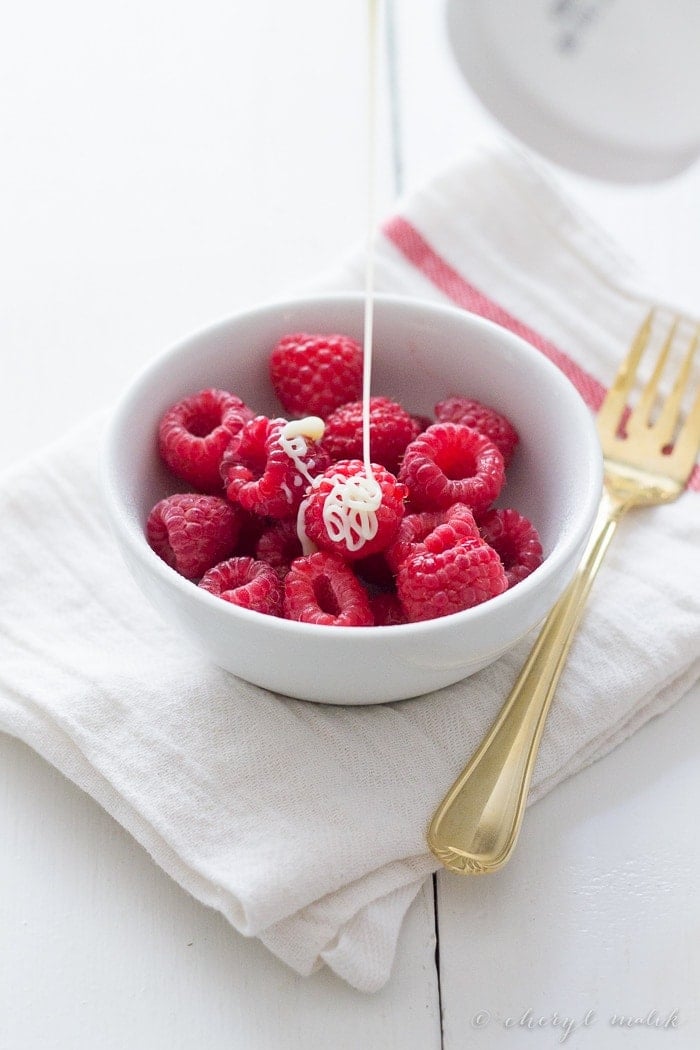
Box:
left=146, top=331, right=543, bottom=627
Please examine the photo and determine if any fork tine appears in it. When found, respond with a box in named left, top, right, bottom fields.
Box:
left=671, top=382, right=700, bottom=479
left=597, top=309, right=654, bottom=435
left=626, top=319, right=677, bottom=436
left=652, top=325, right=700, bottom=447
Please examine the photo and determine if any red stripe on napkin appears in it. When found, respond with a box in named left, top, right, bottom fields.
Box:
left=383, top=215, right=700, bottom=492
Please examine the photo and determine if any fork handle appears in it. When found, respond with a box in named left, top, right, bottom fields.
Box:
left=427, top=489, right=627, bottom=875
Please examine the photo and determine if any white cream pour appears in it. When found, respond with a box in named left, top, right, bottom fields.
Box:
left=288, top=1, right=384, bottom=556
left=309, top=0, right=382, bottom=555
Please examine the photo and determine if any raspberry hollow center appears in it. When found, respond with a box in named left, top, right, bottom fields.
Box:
left=439, top=448, right=477, bottom=481
left=185, top=405, right=223, bottom=437
left=313, top=575, right=342, bottom=617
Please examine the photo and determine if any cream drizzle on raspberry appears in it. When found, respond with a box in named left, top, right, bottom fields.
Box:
left=278, top=418, right=323, bottom=555
left=279, top=416, right=325, bottom=488
left=322, top=471, right=381, bottom=552
left=282, top=421, right=382, bottom=557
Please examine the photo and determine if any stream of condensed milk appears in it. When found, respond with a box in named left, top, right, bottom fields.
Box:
left=286, top=0, right=384, bottom=555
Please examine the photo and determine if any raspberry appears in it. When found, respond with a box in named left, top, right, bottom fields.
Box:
left=158, top=388, right=254, bottom=492
left=369, top=592, right=407, bottom=626
left=198, top=556, right=283, bottom=615
left=255, top=519, right=303, bottom=575
left=398, top=423, right=504, bottom=514
left=385, top=503, right=479, bottom=572
left=478, top=508, right=543, bottom=587
left=301, top=459, right=407, bottom=561
left=283, top=552, right=374, bottom=626
left=322, top=397, right=420, bottom=474
left=435, top=396, right=519, bottom=466
left=221, top=415, right=329, bottom=519
left=146, top=493, right=241, bottom=580
left=269, top=332, right=363, bottom=418
left=397, top=537, right=508, bottom=622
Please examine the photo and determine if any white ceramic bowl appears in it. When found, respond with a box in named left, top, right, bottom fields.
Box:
left=102, top=293, right=602, bottom=704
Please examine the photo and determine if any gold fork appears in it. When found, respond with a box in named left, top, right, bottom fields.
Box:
left=428, top=310, right=700, bottom=875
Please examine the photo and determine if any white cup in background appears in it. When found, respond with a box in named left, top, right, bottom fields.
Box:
left=446, top=0, right=700, bottom=182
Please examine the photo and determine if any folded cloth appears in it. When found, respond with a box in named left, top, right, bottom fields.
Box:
left=1, top=144, right=698, bottom=993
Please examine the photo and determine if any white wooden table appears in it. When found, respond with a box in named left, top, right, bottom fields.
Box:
left=1, top=3, right=698, bottom=1047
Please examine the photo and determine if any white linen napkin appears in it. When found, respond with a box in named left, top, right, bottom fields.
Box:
left=1, top=145, right=698, bottom=993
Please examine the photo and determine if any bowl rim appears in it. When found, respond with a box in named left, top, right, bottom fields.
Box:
left=102, top=291, right=603, bottom=641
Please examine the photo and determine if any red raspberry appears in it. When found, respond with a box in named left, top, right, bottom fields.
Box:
left=283, top=552, right=374, bottom=626
left=255, top=519, right=303, bottom=576
left=478, top=508, right=543, bottom=588
left=269, top=332, right=363, bottom=418
left=385, top=503, right=479, bottom=572
left=397, top=538, right=508, bottom=622
left=369, top=592, right=408, bottom=626
left=301, top=459, right=407, bottom=561
left=321, top=397, right=421, bottom=474
left=146, top=493, right=241, bottom=580
left=198, top=556, right=283, bottom=615
left=158, top=388, right=254, bottom=492
left=398, top=423, right=504, bottom=514
left=221, top=416, right=329, bottom=519
left=435, top=396, right=519, bottom=466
